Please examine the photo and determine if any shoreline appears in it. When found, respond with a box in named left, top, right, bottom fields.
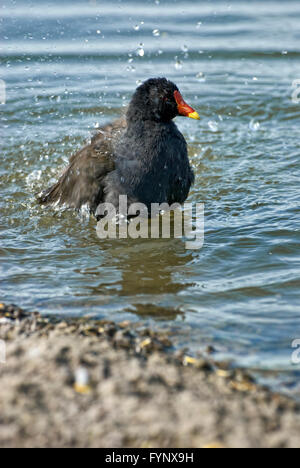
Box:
left=0, top=303, right=299, bottom=448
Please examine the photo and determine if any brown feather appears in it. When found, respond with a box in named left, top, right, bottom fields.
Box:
left=37, top=119, right=124, bottom=213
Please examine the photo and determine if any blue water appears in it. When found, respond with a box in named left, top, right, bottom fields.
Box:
left=1, top=0, right=300, bottom=397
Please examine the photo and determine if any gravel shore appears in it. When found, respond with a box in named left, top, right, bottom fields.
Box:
left=0, top=303, right=299, bottom=448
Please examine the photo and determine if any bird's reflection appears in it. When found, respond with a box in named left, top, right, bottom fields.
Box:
left=85, top=234, right=194, bottom=320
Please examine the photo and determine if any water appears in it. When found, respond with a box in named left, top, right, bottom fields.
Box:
left=1, top=0, right=300, bottom=397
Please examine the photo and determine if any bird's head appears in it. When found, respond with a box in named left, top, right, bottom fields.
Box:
left=127, top=77, right=200, bottom=123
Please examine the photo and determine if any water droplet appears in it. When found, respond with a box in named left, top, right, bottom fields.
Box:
left=208, top=121, right=219, bottom=132
left=196, top=72, right=205, bottom=81
left=152, top=29, right=160, bottom=37
left=126, top=65, right=136, bottom=72
left=181, top=44, right=189, bottom=53
left=26, top=170, right=42, bottom=188
left=133, top=25, right=140, bottom=31
left=196, top=21, right=202, bottom=29
left=137, top=44, right=145, bottom=57
left=249, top=120, right=260, bottom=132
left=96, top=30, right=101, bottom=34
left=174, top=59, right=183, bottom=70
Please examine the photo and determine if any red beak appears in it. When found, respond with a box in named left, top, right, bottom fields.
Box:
left=174, top=91, right=200, bottom=120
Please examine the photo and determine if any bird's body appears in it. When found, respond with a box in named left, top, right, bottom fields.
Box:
left=38, top=78, right=199, bottom=215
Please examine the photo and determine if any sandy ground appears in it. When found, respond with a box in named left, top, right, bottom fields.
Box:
left=0, top=303, right=299, bottom=448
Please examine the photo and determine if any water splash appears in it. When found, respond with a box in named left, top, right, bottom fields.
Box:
left=208, top=121, right=219, bottom=133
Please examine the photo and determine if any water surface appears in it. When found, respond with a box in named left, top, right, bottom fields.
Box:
left=1, top=0, right=300, bottom=396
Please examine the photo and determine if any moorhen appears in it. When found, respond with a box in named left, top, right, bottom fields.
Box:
left=38, top=78, right=200, bottom=216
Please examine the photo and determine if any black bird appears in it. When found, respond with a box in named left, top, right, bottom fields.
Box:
left=38, top=78, right=200, bottom=216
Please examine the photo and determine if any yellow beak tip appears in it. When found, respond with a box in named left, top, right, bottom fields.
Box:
left=188, top=111, right=201, bottom=120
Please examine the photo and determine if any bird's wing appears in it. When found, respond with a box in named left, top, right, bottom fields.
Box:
left=38, top=137, right=116, bottom=213
left=90, top=117, right=127, bottom=147
left=38, top=116, right=127, bottom=213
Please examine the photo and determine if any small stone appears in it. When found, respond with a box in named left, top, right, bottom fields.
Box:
left=202, top=442, right=226, bottom=449
left=113, top=330, right=133, bottom=349
left=119, top=321, right=131, bottom=329
left=0, top=317, right=13, bottom=325
left=74, top=367, right=91, bottom=395
left=216, top=369, right=232, bottom=379
left=229, top=380, right=257, bottom=393
left=57, top=321, right=68, bottom=329
left=183, top=356, right=212, bottom=371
